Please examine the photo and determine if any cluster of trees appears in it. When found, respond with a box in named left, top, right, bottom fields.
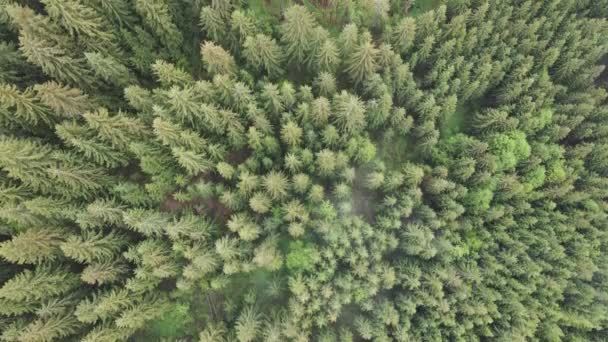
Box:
left=0, top=0, right=607, bottom=340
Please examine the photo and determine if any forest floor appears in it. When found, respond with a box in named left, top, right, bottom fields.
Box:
left=409, top=0, right=443, bottom=17
left=440, top=104, right=469, bottom=138
left=352, top=168, right=380, bottom=222
left=377, top=133, right=416, bottom=169
left=249, top=0, right=291, bottom=18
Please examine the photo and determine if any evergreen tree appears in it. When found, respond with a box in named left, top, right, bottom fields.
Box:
left=83, top=108, right=147, bottom=149
left=0, top=266, right=79, bottom=302
left=0, top=227, right=65, bottom=264
left=115, top=296, right=169, bottom=330
left=281, top=121, right=303, bottom=147
left=0, top=83, right=53, bottom=125
left=56, top=122, right=129, bottom=168
left=6, top=5, right=95, bottom=86
left=333, top=91, right=366, bottom=134
left=263, top=171, right=289, bottom=200
left=201, top=40, right=237, bottom=76
left=314, top=73, right=337, bottom=98
left=230, top=10, right=255, bottom=47
left=42, top=0, right=118, bottom=53
left=392, top=17, right=416, bottom=54
left=61, top=230, right=127, bottom=263
left=316, top=38, right=340, bottom=73
left=81, top=260, right=127, bottom=285
left=123, top=209, right=169, bottom=236
left=17, top=313, right=81, bottom=342
left=85, top=52, right=134, bottom=86
left=134, top=0, right=183, bottom=55
left=280, top=5, right=315, bottom=66
left=236, top=306, right=261, bottom=342
left=200, top=5, right=226, bottom=42
left=244, top=34, right=284, bottom=77
left=0, top=138, right=55, bottom=192
left=345, top=32, right=378, bottom=85
left=33, top=81, right=90, bottom=117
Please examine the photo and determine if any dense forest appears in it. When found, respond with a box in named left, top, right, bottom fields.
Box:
left=0, top=0, right=607, bottom=340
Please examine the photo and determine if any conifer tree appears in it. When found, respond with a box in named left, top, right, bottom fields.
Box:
left=6, top=4, right=95, bottom=86
left=41, top=0, right=118, bottom=53
left=46, top=156, right=108, bottom=199
left=201, top=41, right=237, bottom=76
left=0, top=227, right=64, bottom=264
left=339, top=24, right=359, bottom=57
left=249, top=192, right=272, bottom=214
left=236, top=306, right=261, bottom=342
left=61, top=230, right=127, bottom=263
left=0, top=83, right=53, bottom=125
left=77, top=198, right=125, bottom=229
left=281, top=121, right=303, bottom=147
left=166, top=214, right=212, bottom=241
left=281, top=5, right=315, bottom=66
left=0, top=42, right=35, bottom=84
left=200, top=5, right=226, bottom=42
left=317, top=149, right=337, bottom=176
left=333, top=91, right=366, bottom=134
left=81, top=260, right=127, bottom=285
left=244, top=34, right=284, bottom=77
left=85, top=52, right=133, bottom=86
left=316, top=38, right=340, bottom=73
left=134, top=0, right=183, bottom=55
left=83, top=108, right=147, bottom=149
left=345, top=32, right=378, bottom=85
left=261, top=82, right=285, bottom=115
left=263, top=171, right=289, bottom=200
left=230, top=10, right=255, bottom=47
left=0, top=266, right=79, bottom=302
left=56, top=122, right=129, bottom=168
left=115, top=296, right=169, bottom=330
left=17, top=313, right=81, bottom=342
left=0, top=138, right=55, bottom=192
left=123, top=209, right=169, bottom=237
left=152, top=60, right=193, bottom=86
left=33, top=81, right=90, bottom=117
left=314, top=73, right=337, bottom=98
left=392, top=17, right=417, bottom=54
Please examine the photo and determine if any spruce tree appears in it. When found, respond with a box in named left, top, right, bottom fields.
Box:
left=345, top=32, right=378, bottom=85
left=280, top=5, right=315, bottom=66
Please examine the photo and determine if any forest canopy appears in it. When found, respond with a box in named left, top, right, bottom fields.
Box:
left=0, top=0, right=607, bottom=341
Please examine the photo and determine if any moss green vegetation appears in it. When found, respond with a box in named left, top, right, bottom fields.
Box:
left=409, top=0, right=443, bottom=17
left=440, top=104, right=468, bottom=138
left=285, top=240, right=316, bottom=271
left=0, top=0, right=608, bottom=341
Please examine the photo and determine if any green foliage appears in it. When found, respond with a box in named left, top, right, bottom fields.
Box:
left=0, top=228, right=64, bottom=264
left=280, top=5, right=315, bottom=66
left=488, top=131, right=531, bottom=170
left=244, top=34, right=284, bottom=77
left=60, top=230, right=127, bottom=263
left=85, top=52, right=133, bottom=86
left=1, top=1, right=608, bottom=341
left=134, top=0, right=183, bottom=55
left=345, top=32, right=378, bottom=85
left=236, top=306, right=261, bottom=342
left=143, top=302, right=195, bottom=338
left=463, top=187, right=494, bottom=213
left=286, top=240, right=316, bottom=272
left=0, top=266, right=79, bottom=302
left=333, top=91, right=366, bottom=134
left=201, top=40, right=236, bottom=76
